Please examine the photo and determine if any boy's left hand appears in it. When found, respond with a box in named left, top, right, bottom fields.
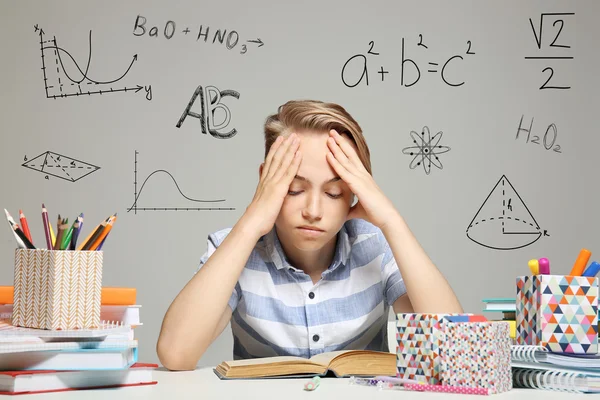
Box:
left=326, top=129, right=398, bottom=229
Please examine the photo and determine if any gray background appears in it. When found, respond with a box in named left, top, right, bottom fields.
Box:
left=1, top=0, right=598, bottom=367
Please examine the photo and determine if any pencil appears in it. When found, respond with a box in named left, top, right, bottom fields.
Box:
left=61, top=216, right=78, bottom=250
left=49, top=218, right=56, bottom=247
left=11, top=222, right=36, bottom=249
left=41, top=204, right=52, bottom=249
left=55, top=215, right=61, bottom=243
left=69, top=213, right=83, bottom=250
left=19, top=210, right=33, bottom=244
left=53, top=218, right=67, bottom=251
left=77, top=215, right=109, bottom=251
left=4, top=209, right=26, bottom=249
left=81, top=216, right=110, bottom=251
left=89, top=213, right=117, bottom=251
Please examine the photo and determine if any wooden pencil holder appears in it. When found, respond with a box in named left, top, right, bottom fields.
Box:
left=11, top=249, right=103, bottom=330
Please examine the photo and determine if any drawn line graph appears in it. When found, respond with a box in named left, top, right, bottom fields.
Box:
left=127, top=150, right=235, bottom=213
left=34, top=24, right=151, bottom=100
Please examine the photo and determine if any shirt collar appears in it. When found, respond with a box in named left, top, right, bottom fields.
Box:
left=264, top=224, right=352, bottom=272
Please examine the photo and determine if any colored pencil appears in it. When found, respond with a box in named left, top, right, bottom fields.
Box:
left=77, top=215, right=109, bottom=251
left=10, top=222, right=36, bottom=249
left=81, top=216, right=111, bottom=251
left=69, top=213, right=83, bottom=250
left=53, top=218, right=67, bottom=251
left=89, top=213, right=117, bottom=250
left=4, top=209, right=26, bottom=249
left=49, top=218, right=56, bottom=247
left=18, top=210, right=33, bottom=244
left=61, top=217, right=77, bottom=250
left=41, top=204, right=52, bottom=249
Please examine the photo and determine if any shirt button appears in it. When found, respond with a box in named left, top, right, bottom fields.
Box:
left=313, top=334, right=320, bottom=342
left=308, top=292, right=315, bottom=299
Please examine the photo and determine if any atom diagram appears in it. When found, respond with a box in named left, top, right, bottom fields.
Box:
left=402, top=126, right=451, bottom=175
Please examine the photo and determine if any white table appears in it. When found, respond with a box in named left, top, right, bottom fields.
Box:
left=26, top=367, right=590, bottom=399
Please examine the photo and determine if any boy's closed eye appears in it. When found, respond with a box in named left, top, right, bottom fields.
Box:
left=289, top=175, right=345, bottom=199
left=287, top=190, right=344, bottom=199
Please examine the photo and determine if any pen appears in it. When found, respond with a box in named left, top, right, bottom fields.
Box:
left=349, top=376, right=489, bottom=395
left=528, top=259, right=539, bottom=275
left=582, top=261, right=600, bottom=278
left=18, top=210, right=33, bottom=244
left=538, top=258, right=550, bottom=275
left=349, top=376, right=420, bottom=388
left=41, top=204, right=53, bottom=249
left=403, top=383, right=489, bottom=395
left=373, top=376, right=420, bottom=385
left=4, top=209, right=26, bottom=249
left=570, top=248, right=591, bottom=276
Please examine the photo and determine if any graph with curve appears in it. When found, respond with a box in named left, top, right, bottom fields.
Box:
left=35, top=24, right=151, bottom=100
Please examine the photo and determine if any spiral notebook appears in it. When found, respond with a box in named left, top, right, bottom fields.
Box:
left=511, top=345, right=600, bottom=393
left=511, top=345, right=600, bottom=369
left=513, top=364, right=600, bottom=393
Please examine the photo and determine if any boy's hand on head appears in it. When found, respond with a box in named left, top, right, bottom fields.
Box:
left=326, top=129, right=398, bottom=230
left=243, top=133, right=302, bottom=237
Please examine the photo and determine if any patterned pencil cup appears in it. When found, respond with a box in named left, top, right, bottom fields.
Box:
left=395, top=313, right=462, bottom=385
left=516, top=275, right=598, bottom=353
left=12, top=249, right=103, bottom=330
left=440, top=321, right=512, bottom=394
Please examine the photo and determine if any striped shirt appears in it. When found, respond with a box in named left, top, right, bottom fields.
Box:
left=195, top=218, right=406, bottom=360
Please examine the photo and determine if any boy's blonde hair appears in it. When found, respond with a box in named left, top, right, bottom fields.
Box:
left=263, top=100, right=372, bottom=175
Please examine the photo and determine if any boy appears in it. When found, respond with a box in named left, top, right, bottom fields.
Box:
left=157, top=100, right=463, bottom=370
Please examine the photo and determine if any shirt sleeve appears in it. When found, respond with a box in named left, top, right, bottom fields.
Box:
left=195, top=232, right=241, bottom=312
left=380, top=238, right=407, bottom=307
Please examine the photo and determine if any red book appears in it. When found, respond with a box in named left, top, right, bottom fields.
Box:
left=0, top=363, right=157, bottom=395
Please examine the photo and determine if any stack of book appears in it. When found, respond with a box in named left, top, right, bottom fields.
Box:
left=0, top=286, right=157, bottom=395
left=482, top=298, right=516, bottom=344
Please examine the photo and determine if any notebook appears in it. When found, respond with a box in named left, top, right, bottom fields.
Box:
left=0, top=304, right=142, bottom=326
left=482, top=298, right=516, bottom=312
left=512, top=345, right=600, bottom=369
left=0, top=319, right=130, bottom=338
left=0, top=339, right=138, bottom=354
left=0, top=346, right=138, bottom=371
left=512, top=364, right=600, bottom=393
left=0, top=362, right=157, bottom=395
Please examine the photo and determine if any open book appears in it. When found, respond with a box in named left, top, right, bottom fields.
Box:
left=214, top=350, right=396, bottom=379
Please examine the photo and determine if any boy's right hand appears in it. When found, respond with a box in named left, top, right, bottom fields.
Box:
left=242, top=133, right=302, bottom=237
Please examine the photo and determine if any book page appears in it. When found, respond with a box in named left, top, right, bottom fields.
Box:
left=223, top=356, right=311, bottom=367
left=309, top=350, right=357, bottom=367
